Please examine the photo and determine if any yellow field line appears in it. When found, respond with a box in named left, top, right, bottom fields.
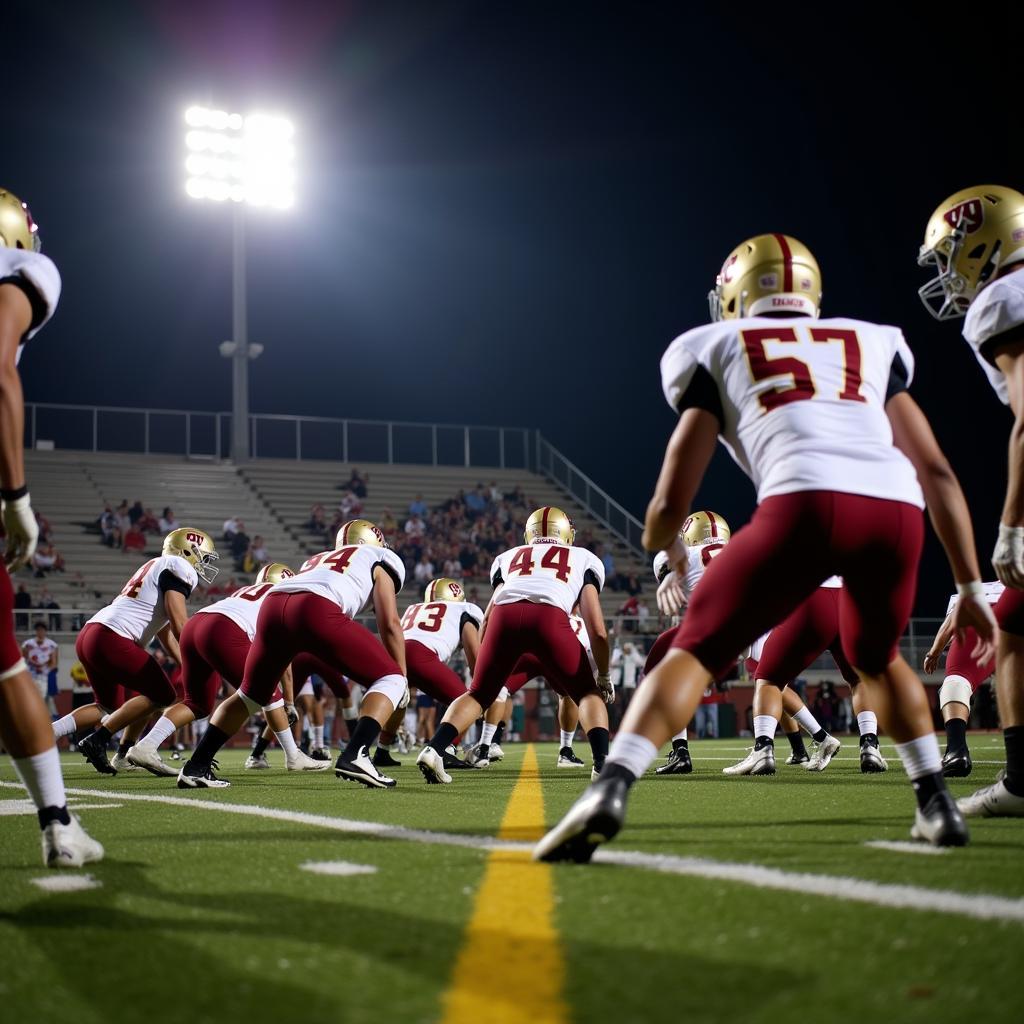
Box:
left=440, top=744, right=568, bottom=1024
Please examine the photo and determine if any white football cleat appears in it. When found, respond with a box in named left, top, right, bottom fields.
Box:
left=416, top=746, right=452, bottom=784
left=43, top=815, right=105, bottom=868
left=805, top=735, right=841, bottom=772
left=110, top=753, right=142, bottom=772
left=723, top=745, right=776, bottom=776
left=177, top=764, right=231, bottom=789
left=957, top=780, right=1024, bottom=818
left=465, top=744, right=491, bottom=768
left=287, top=749, right=332, bottom=772
left=557, top=747, right=585, bottom=767
left=127, top=743, right=179, bottom=777
left=859, top=743, right=888, bottom=774
left=591, top=766, right=602, bottom=782
left=488, top=742, right=505, bottom=762
left=244, top=753, right=271, bottom=770
left=334, top=745, right=396, bottom=788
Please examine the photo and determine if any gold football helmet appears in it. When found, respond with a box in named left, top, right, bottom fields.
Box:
left=424, top=578, right=465, bottom=602
left=709, top=233, right=822, bottom=321
left=524, top=506, right=575, bottom=546
left=682, top=511, right=731, bottom=547
left=162, top=527, right=219, bottom=583
left=918, top=185, right=1024, bottom=320
left=255, top=562, right=294, bottom=584
left=335, top=519, right=386, bottom=548
left=0, top=190, right=42, bottom=251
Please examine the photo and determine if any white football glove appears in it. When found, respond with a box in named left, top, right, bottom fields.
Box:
left=2, top=493, right=38, bottom=572
left=596, top=672, right=615, bottom=705
left=951, top=583, right=999, bottom=665
left=993, top=523, right=1024, bottom=590
left=397, top=684, right=411, bottom=710
left=656, top=569, right=688, bottom=617
left=285, top=703, right=299, bottom=727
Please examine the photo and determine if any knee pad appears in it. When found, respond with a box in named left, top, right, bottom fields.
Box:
left=365, top=673, right=408, bottom=711
left=497, top=686, right=510, bottom=702
left=238, top=688, right=264, bottom=715
left=939, top=675, right=973, bottom=710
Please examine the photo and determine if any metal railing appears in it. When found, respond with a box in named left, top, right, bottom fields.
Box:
left=24, top=402, right=535, bottom=469
left=535, top=432, right=646, bottom=552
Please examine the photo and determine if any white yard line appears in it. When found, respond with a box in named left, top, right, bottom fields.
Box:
left=299, top=860, right=377, bottom=877
left=2, top=781, right=1022, bottom=924
left=29, top=873, right=102, bottom=893
left=863, top=840, right=950, bottom=856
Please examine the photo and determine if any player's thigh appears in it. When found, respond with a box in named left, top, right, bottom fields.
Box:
left=644, top=627, right=678, bottom=675
left=947, top=630, right=995, bottom=690
left=995, top=588, right=1024, bottom=637
left=469, top=611, right=525, bottom=706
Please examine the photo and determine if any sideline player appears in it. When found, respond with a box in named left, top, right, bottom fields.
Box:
left=417, top=507, right=613, bottom=784
left=918, top=184, right=1024, bottom=815
left=177, top=520, right=409, bottom=789
left=923, top=581, right=1003, bottom=777
left=22, top=619, right=58, bottom=717
left=0, top=188, right=102, bottom=866
left=537, top=233, right=995, bottom=860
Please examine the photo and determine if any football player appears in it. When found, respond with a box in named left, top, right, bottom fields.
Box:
left=177, top=519, right=408, bottom=789
left=123, top=563, right=326, bottom=776
left=923, top=581, right=1003, bottom=778
left=417, top=506, right=612, bottom=784
left=0, top=189, right=102, bottom=866
left=919, top=186, right=1024, bottom=817
left=536, top=233, right=995, bottom=860
left=22, top=619, right=58, bottom=717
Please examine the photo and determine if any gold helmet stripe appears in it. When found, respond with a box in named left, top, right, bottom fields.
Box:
left=773, top=233, right=793, bottom=292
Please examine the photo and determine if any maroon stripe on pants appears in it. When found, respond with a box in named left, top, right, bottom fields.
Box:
left=405, top=639, right=466, bottom=703
left=75, top=622, right=176, bottom=711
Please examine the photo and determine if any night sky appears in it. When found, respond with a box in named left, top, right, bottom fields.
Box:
left=8, top=1, right=1020, bottom=613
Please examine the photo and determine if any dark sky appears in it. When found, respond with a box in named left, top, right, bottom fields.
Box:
left=8, top=1, right=1021, bottom=613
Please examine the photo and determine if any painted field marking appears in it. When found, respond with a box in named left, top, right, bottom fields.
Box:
left=30, top=873, right=102, bottom=893
left=299, top=860, right=377, bottom=877
left=441, top=744, right=567, bottom=1024
left=863, top=840, right=950, bottom=857
left=2, top=781, right=1022, bottom=924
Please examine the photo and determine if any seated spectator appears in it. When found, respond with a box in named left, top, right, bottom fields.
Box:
left=405, top=514, right=426, bottom=540
left=617, top=594, right=639, bottom=631
left=379, top=507, right=397, bottom=534
left=115, top=500, right=131, bottom=534
left=305, top=504, right=327, bottom=533
left=464, top=485, right=488, bottom=517
left=222, top=515, right=241, bottom=542
left=35, top=510, right=53, bottom=543
left=408, top=494, right=428, bottom=518
left=338, top=489, right=363, bottom=519
left=32, top=542, right=65, bottom=577
left=413, top=553, right=435, bottom=588
left=36, top=587, right=61, bottom=631
left=488, top=481, right=502, bottom=503
left=14, top=583, right=32, bottom=630
left=159, top=507, right=180, bottom=533
left=344, top=468, right=368, bottom=499
left=623, top=573, right=642, bottom=597
left=594, top=542, right=616, bottom=581
left=123, top=521, right=147, bottom=553
left=636, top=598, right=652, bottom=632
left=231, top=525, right=251, bottom=569
left=98, top=505, right=118, bottom=546
left=249, top=535, right=269, bottom=569
left=138, top=507, right=160, bottom=533
left=128, top=500, right=145, bottom=525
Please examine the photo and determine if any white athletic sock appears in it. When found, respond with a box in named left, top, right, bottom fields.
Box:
left=754, top=715, right=777, bottom=740
left=140, top=716, right=176, bottom=750
left=313, top=725, right=324, bottom=749
left=480, top=722, right=498, bottom=746
left=559, top=729, right=575, bottom=749
left=275, top=728, right=299, bottom=758
left=857, top=711, right=878, bottom=737
left=672, top=728, right=687, bottom=742
left=52, top=713, right=77, bottom=739
left=895, top=734, right=942, bottom=780
left=13, top=747, right=67, bottom=814
left=607, top=732, right=658, bottom=778
left=793, top=707, right=822, bottom=736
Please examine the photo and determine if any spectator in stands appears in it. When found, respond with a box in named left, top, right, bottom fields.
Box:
left=31, top=541, right=65, bottom=577
left=98, top=505, right=119, bottom=547
left=408, top=494, right=428, bottom=518
left=230, top=523, right=251, bottom=569
left=138, top=507, right=160, bottom=533
left=123, top=520, right=147, bottom=554
left=338, top=489, right=363, bottom=519
left=488, top=481, right=502, bottom=503
left=617, top=594, right=639, bottom=630
left=619, top=642, right=646, bottom=706
left=34, top=510, right=53, bottom=543
left=128, top=499, right=145, bottom=525
left=36, top=587, right=61, bottom=631
left=344, top=468, right=369, bottom=498
left=379, top=508, right=397, bottom=534
left=115, top=500, right=131, bottom=534
left=159, top=507, right=180, bottom=533
left=14, top=583, right=32, bottom=630
left=222, top=515, right=241, bottom=542
left=249, top=535, right=269, bottom=571
left=623, top=572, right=643, bottom=597
left=636, top=598, right=652, bottom=633
left=305, top=504, right=326, bottom=533
left=405, top=513, right=426, bottom=540
left=595, top=542, right=616, bottom=584
left=413, top=553, right=435, bottom=589
left=464, top=484, right=488, bottom=518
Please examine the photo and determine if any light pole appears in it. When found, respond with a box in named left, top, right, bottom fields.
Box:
left=183, top=106, right=295, bottom=462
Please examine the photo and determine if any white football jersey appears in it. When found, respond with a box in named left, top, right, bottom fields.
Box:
left=22, top=636, right=57, bottom=673
left=962, top=267, right=1024, bottom=406
left=569, top=613, right=598, bottom=676
left=0, top=248, right=61, bottom=356
left=274, top=544, right=406, bottom=617
left=820, top=575, right=842, bottom=589
left=401, top=599, right=484, bottom=663
left=195, top=581, right=278, bottom=641
left=88, top=555, right=198, bottom=646
left=660, top=317, right=924, bottom=508
left=490, top=543, right=605, bottom=614
left=945, top=581, right=1005, bottom=616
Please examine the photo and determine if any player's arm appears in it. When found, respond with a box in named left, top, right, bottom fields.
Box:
left=923, top=609, right=956, bottom=675
left=0, top=284, right=37, bottom=570
left=372, top=565, right=407, bottom=676
left=993, top=335, right=1024, bottom=585
left=461, top=621, right=481, bottom=672
left=280, top=664, right=295, bottom=704
left=644, top=407, right=719, bottom=553
left=157, top=621, right=183, bottom=664
left=579, top=583, right=609, bottom=677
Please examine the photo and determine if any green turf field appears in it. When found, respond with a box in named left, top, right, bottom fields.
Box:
left=2, top=738, right=1023, bottom=1024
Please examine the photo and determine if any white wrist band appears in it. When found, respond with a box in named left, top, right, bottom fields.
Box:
left=956, top=580, right=984, bottom=597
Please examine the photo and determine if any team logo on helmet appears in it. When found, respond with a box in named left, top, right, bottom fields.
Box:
left=256, top=562, right=294, bottom=585
left=943, top=199, right=984, bottom=233
left=425, top=578, right=465, bottom=602
left=335, top=519, right=386, bottom=548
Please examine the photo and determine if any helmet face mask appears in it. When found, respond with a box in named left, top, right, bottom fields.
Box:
left=524, top=506, right=575, bottom=546
left=424, top=578, right=465, bottom=602
left=162, top=528, right=219, bottom=584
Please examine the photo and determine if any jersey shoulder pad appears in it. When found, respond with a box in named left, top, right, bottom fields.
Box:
left=161, top=554, right=199, bottom=589
left=464, top=602, right=485, bottom=626
left=489, top=552, right=505, bottom=586
left=652, top=550, right=670, bottom=583
left=580, top=547, right=606, bottom=588
left=660, top=323, right=723, bottom=412
left=965, top=271, right=1024, bottom=352
left=0, top=249, right=61, bottom=320
left=379, top=548, right=406, bottom=590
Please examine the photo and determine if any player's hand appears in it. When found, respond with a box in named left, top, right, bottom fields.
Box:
left=656, top=570, right=687, bottom=617
left=2, top=493, right=38, bottom=572
left=993, top=523, right=1024, bottom=589
left=951, top=589, right=998, bottom=665
left=596, top=673, right=615, bottom=705
left=922, top=651, right=940, bottom=675
left=285, top=703, right=299, bottom=727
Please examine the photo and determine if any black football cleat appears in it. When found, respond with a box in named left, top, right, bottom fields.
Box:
left=910, top=790, right=969, bottom=846
left=176, top=762, right=231, bottom=789
left=941, top=748, right=973, bottom=778
left=442, top=747, right=476, bottom=770
left=533, top=778, right=628, bottom=863
left=77, top=731, right=117, bottom=776
left=655, top=747, right=693, bottom=775
left=372, top=747, right=401, bottom=768
left=309, top=747, right=332, bottom=762
left=336, top=746, right=397, bottom=789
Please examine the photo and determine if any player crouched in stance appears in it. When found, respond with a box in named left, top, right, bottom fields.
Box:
left=0, top=189, right=101, bottom=866
left=177, top=520, right=409, bottom=789
left=536, top=233, right=995, bottom=861
left=124, top=563, right=326, bottom=777
left=417, top=507, right=613, bottom=783
left=919, top=186, right=1024, bottom=816
left=56, top=528, right=217, bottom=774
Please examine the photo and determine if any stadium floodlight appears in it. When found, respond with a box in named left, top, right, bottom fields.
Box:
left=183, top=104, right=295, bottom=461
